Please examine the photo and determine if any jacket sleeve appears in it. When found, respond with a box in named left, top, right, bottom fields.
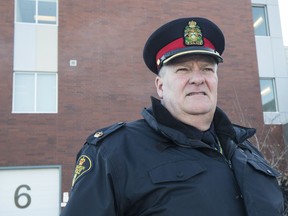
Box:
left=60, top=143, right=118, bottom=216
left=60, top=122, right=125, bottom=216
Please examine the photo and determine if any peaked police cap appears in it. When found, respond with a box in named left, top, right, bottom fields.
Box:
left=143, top=17, right=225, bottom=74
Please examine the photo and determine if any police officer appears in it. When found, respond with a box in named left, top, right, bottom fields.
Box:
left=61, top=17, right=284, bottom=216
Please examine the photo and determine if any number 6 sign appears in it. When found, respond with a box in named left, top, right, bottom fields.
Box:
left=0, top=166, right=61, bottom=216
left=14, top=184, right=32, bottom=209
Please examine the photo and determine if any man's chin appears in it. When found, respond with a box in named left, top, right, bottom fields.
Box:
left=185, top=106, right=215, bottom=116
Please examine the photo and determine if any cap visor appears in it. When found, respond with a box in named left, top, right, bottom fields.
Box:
left=163, top=49, right=223, bottom=64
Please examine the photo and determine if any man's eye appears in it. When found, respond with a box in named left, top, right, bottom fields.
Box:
left=176, top=68, right=188, bottom=73
left=203, top=67, right=214, bottom=72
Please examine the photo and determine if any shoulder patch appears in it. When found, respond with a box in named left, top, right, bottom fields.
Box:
left=72, top=154, right=93, bottom=187
left=86, top=121, right=126, bottom=145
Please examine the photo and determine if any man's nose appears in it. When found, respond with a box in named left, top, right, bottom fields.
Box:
left=188, top=70, right=205, bottom=85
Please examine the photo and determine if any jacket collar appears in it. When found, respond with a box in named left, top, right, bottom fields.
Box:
left=142, top=97, right=256, bottom=147
left=213, top=107, right=256, bottom=143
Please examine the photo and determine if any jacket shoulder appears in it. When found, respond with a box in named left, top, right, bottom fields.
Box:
left=86, top=122, right=126, bottom=146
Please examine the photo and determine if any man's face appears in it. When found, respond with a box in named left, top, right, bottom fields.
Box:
left=155, top=55, right=218, bottom=122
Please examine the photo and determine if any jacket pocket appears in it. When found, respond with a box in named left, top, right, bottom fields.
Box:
left=232, top=148, right=284, bottom=215
left=149, top=160, right=206, bottom=184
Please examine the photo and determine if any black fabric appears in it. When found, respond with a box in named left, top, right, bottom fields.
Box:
left=61, top=98, right=284, bottom=216
left=201, top=126, right=221, bottom=152
left=151, top=97, right=220, bottom=150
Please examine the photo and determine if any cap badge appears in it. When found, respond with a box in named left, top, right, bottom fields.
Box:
left=184, top=21, right=204, bottom=46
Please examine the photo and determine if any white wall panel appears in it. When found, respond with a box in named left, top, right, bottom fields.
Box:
left=268, top=5, right=282, bottom=37
left=36, top=25, right=58, bottom=72
left=14, top=24, right=37, bottom=71
left=0, top=166, right=61, bottom=216
left=276, top=78, right=288, bottom=111
left=272, top=38, right=288, bottom=77
left=13, top=23, right=58, bottom=72
left=255, top=37, right=274, bottom=77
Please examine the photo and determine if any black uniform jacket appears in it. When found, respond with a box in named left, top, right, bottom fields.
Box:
left=61, top=98, right=284, bottom=216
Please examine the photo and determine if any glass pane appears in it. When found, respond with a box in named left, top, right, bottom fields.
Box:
left=252, top=6, right=269, bottom=36
left=16, top=0, right=36, bottom=23
left=37, top=0, right=57, bottom=24
left=36, top=73, right=57, bottom=112
left=14, top=73, right=35, bottom=112
left=260, top=79, right=277, bottom=112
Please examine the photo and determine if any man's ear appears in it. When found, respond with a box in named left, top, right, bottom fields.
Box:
left=155, top=76, right=164, bottom=98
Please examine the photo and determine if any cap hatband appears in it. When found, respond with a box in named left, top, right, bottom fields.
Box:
left=156, top=37, right=223, bottom=69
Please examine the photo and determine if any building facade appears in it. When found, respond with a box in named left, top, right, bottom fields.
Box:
left=252, top=0, right=288, bottom=125
left=0, top=0, right=287, bottom=214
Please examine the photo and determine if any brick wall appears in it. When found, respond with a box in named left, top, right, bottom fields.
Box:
left=0, top=0, right=267, bottom=193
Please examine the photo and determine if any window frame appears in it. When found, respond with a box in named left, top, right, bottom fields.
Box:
left=15, top=0, right=58, bottom=26
left=12, top=72, right=58, bottom=114
left=260, top=78, right=278, bottom=112
left=252, top=4, right=270, bottom=36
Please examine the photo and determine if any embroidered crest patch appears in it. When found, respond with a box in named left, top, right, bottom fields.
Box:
left=184, top=20, right=204, bottom=46
left=72, top=155, right=93, bottom=187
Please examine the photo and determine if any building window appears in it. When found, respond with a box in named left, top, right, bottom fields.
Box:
left=252, top=5, right=269, bottom=36
left=13, top=72, right=57, bottom=113
left=260, top=79, right=277, bottom=112
left=15, top=0, right=57, bottom=25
